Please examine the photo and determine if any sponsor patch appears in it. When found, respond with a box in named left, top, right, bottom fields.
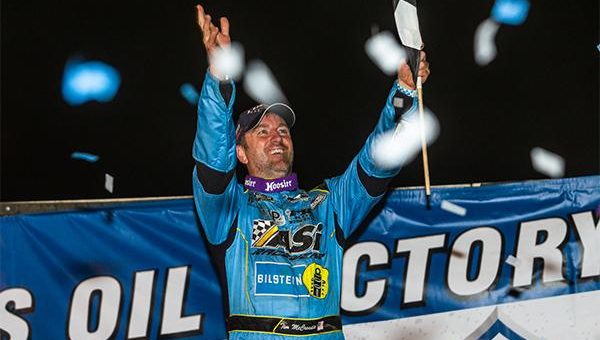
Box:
left=286, top=192, right=310, bottom=203
left=251, top=248, right=325, bottom=260
left=266, top=179, right=294, bottom=192
left=285, top=208, right=314, bottom=223
left=255, top=262, right=309, bottom=297
left=252, top=220, right=279, bottom=247
left=252, top=223, right=323, bottom=256
left=270, top=210, right=286, bottom=226
left=310, top=192, right=327, bottom=210
left=302, top=263, right=329, bottom=299
left=248, top=192, right=274, bottom=203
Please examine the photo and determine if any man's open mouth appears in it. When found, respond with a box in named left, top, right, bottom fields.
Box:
left=269, top=148, right=284, bottom=155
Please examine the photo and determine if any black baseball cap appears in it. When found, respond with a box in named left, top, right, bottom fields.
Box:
left=235, top=103, right=296, bottom=144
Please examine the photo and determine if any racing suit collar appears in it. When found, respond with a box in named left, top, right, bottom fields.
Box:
left=244, top=173, right=298, bottom=193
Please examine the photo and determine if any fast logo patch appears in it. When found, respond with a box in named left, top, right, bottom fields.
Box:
left=302, top=263, right=329, bottom=299
left=252, top=220, right=279, bottom=247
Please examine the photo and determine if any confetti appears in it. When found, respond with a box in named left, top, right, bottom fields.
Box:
left=365, top=31, right=407, bottom=76
left=491, top=0, right=531, bottom=26
left=371, top=108, right=439, bottom=169
left=441, top=200, right=467, bottom=216
left=507, top=286, right=526, bottom=298
left=474, top=19, right=500, bottom=66
left=370, top=24, right=379, bottom=36
left=179, top=83, right=199, bottom=106
left=210, top=42, right=245, bottom=81
left=70, top=152, right=99, bottom=163
left=105, top=173, right=114, bottom=194
left=243, top=60, right=287, bottom=104
left=530, top=147, right=565, bottom=178
left=62, top=59, right=121, bottom=106
left=450, top=249, right=466, bottom=258
left=505, top=255, right=521, bottom=267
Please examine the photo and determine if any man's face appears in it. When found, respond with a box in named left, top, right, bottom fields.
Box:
left=236, top=113, right=294, bottom=179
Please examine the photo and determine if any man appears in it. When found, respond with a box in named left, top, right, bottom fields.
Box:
left=192, top=4, right=430, bottom=339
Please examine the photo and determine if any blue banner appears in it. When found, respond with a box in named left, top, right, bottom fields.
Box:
left=1, top=176, right=599, bottom=339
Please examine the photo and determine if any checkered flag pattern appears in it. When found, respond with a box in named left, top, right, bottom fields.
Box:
left=252, top=219, right=275, bottom=244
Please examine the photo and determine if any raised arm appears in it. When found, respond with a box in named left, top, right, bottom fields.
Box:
left=326, top=53, right=431, bottom=237
left=196, top=5, right=231, bottom=80
left=192, top=5, right=241, bottom=245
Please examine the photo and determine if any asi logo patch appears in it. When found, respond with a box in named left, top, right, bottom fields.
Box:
left=302, top=263, right=329, bottom=299
left=252, top=223, right=323, bottom=255
left=252, top=220, right=279, bottom=247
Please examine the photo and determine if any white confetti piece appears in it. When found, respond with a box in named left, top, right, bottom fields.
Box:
left=105, top=173, right=114, bottom=194
left=474, top=19, right=500, bottom=66
left=371, top=108, right=439, bottom=170
left=441, top=200, right=467, bottom=216
left=243, top=60, right=287, bottom=105
left=365, top=31, right=407, bottom=76
left=370, top=24, right=379, bottom=36
left=530, top=147, right=565, bottom=178
left=211, top=42, right=245, bottom=81
left=505, top=255, right=521, bottom=267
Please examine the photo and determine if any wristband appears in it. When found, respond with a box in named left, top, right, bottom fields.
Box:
left=396, top=83, right=417, bottom=98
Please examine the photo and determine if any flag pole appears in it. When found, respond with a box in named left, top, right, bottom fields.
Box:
left=416, top=76, right=431, bottom=209
left=393, top=0, right=432, bottom=209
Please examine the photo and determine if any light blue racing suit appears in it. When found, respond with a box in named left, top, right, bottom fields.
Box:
left=192, top=71, right=416, bottom=339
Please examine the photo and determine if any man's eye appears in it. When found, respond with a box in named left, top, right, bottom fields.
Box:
left=257, top=129, right=268, bottom=135
left=278, top=128, right=289, bottom=135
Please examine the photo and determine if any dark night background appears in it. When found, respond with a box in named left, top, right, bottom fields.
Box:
left=1, top=0, right=598, bottom=201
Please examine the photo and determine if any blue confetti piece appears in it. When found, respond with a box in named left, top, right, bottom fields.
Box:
left=71, top=152, right=99, bottom=163
left=62, top=59, right=121, bottom=106
left=180, top=83, right=199, bottom=106
left=491, top=0, right=530, bottom=26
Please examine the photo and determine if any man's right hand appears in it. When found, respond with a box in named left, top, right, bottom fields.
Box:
left=398, top=51, right=430, bottom=90
left=196, top=4, right=231, bottom=79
